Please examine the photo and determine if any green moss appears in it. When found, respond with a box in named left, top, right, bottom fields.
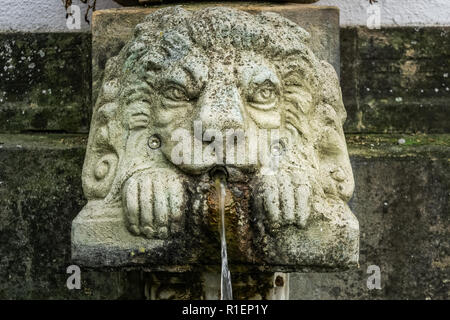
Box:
left=0, top=33, right=91, bottom=133
left=346, top=133, right=450, bottom=159
left=0, top=133, right=88, bottom=149
left=347, top=133, right=450, bottom=147
left=341, top=27, right=450, bottom=134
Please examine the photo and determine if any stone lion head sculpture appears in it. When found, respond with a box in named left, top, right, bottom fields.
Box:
left=76, top=7, right=359, bottom=269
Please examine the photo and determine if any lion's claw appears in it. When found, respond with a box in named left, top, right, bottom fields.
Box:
left=122, top=169, right=186, bottom=239
left=255, top=171, right=311, bottom=230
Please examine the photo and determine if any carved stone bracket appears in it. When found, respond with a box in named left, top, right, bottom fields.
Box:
left=72, top=5, right=359, bottom=275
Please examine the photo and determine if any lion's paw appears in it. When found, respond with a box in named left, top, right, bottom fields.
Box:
left=254, top=171, right=311, bottom=231
left=122, top=168, right=186, bottom=239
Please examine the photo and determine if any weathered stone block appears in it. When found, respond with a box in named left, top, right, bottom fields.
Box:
left=0, top=33, right=92, bottom=133
left=341, top=27, right=450, bottom=134
left=0, top=134, right=144, bottom=299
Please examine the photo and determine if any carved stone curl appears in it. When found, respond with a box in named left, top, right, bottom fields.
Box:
left=72, top=6, right=359, bottom=271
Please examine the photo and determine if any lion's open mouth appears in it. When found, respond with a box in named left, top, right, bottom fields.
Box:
left=209, top=165, right=229, bottom=181
left=176, top=162, right=260, bottom=182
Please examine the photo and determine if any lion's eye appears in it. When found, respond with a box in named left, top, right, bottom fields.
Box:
left=248, top=82, right=278, bottom=109
left=257, top=88, right=274, bottom=101
left=253, top=87, right=276, bottom=103
left=163, top=85, right=190, bottom=102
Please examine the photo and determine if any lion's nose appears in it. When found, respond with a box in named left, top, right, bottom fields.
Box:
left=197, top=83, right=245, bottom=131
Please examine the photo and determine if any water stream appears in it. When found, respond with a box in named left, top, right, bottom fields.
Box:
left=215, top=176, right=233, bottom=300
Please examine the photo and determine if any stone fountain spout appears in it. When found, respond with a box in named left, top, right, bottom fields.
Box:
left=71, top=4, right=359, bottom=300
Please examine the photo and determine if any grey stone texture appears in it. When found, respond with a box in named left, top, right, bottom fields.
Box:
left=0, top=134, right=140, bottom=299
left=0, top=33, right=91, bottom=133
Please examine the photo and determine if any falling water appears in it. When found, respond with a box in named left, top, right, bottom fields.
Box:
left=215, top=176, right=233, bottom=300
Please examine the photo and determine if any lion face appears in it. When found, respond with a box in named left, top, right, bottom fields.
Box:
left=130, top=48, right=288, bottom=175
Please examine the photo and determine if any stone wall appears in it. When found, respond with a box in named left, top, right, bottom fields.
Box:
left=0, top=33, right=91, bottom=133
left=1, top=27, right=448, bottom=134
left=342, top=27, right=449, bottom=133
left=0, top=26, right=449, bottom=299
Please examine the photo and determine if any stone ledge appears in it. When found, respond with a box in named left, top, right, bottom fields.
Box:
left=347, top=134, right=450, bottom=158
left=2, top=133, right=448, bottom=156
left=72, top=202, right=359, bottom=272
left=0, top=133, right=87, bottom=150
